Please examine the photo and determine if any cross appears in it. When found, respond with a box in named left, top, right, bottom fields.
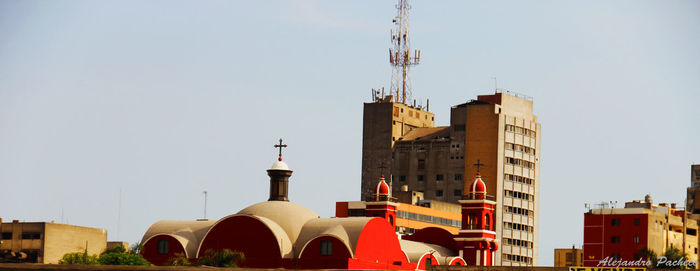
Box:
left=378, top=162, right=388, bottom=177
left=473, top=159, right=485, bottom=172
left=274, top=138, right=287, bottom=161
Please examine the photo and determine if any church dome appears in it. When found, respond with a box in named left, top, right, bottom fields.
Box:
left=270, top=160, right=289, bottom=171
left=470, top=173, right=486, bottom=195
left=237, top=201, right=318, bottom=244
left=376, top=176, right=390, bottom=195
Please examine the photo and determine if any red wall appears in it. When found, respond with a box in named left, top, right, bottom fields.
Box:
left=298, top=236, right=352, bottom=269
left=336, top=202, right=349, bottom=217
left=198, top=215, right=283, bottom=268
left=403, top=227, right=458, bottom=251
left=142, top=235, right=187, bottom=266
left=583, top=213, right=649, bottom=266
left=416, top=253, right=440, bottom=270
left=351, top=218, right=414, bottom=270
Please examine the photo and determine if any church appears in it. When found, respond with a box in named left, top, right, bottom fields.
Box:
left=140, top=142, right=498, bottom=269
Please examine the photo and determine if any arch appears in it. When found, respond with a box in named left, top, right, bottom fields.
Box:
left=298, top=235, right=353, bottom=269
left=416, top=252, right=440, bottom=270
left=484, top=214, right=490, bottom=230
left=197, top=215, right=288, bottom=268
left=141, top=234, right=188, bottom=266
left=351, top=218, right=411, bottom=269
left=448, top=257, right=467, bottom=266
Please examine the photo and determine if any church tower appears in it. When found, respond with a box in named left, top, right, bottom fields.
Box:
left=365, top=174, right=399, bottom=228
left=455, top=171, right=498, bottom=266
left=268, top=139, right=291, bottom=201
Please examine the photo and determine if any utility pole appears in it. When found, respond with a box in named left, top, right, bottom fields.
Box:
left=203, top=191, right=208, bottom=219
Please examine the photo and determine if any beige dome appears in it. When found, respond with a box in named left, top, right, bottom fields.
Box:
left=237, top=201, right=318, bottom=244
left=141, top=220, right=216, bottom=258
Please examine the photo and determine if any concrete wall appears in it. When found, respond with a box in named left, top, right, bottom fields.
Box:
left=43, top=223, right=107, bottom=264
left=0, top=221, right=107, bottom=264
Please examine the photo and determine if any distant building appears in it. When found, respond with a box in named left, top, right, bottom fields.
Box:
left=583, top=195, right=699, bottom=267
left=336, top=186, right=462, bottom=235
left=0, top=218, right=107, bottom=264
left=361, top=91, right=541, bottom=265
left=554, top=246, right=583, bottom=267
left=686, top=165, right=700, bottom=215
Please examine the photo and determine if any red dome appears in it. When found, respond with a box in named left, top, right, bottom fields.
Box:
left=376, top=175, right=390, bottom=195
left=374, top=175, right=390, bottom=201
left=470, top=173, right=487, bottom=194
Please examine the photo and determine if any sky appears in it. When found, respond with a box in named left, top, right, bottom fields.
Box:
left=1, top=0, right=699, bottom=266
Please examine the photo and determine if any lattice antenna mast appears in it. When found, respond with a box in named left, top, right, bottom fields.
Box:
left=389, top=0, right=420, bottom=104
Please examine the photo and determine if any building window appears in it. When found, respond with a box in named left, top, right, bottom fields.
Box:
left=454, top=189, right=462, bottom=196
left=399, top=175, right=406, bottom=182
left=633, top=236, right=640, bottom=243
left=426, top=257, right=432, bottom=266
left=157, top=239, right=169, bottom=254
left=21, top=233, right=40, bottom=240
left=436, top=190, right=443, bottom=197
left=634, top=218, right=640, bottom=225
left=348, top=209, right=366, bottom=217
left=1, top=232, right=12, bottom=240
left=436, top=174, right=444, bottom=181
left=454, top=174, right=463, bottom=181
left=320, top=240, right=332, bottom=256
left=611, top=218, right=620, bottom=226
left=417, top=175, right=424, bottom=181
left=611, top=236, right=620, bottom=243
left=418, top=159, right=425, bottom=169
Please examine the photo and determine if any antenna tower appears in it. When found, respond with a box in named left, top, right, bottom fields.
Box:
left=389, top=0, right=420, bottom=104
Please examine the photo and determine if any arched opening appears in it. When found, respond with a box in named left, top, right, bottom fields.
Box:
left=484, top=214, right=490, bottom=230
left=198, top=216, right=283, bottom=268
left=468, top=213, right=477, bottom=229
left=142, top=235, right=187, bottom=266
left=299, top=235, right=352, bottom=269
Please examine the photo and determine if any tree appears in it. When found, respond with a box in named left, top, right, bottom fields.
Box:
left=196, top=249, right=245, bottom=267
left=97, top=251, right=151, bottom=266
left=58, top=250, right=98, bottom=265
left=166, top=252, right=191, bottom=266
left=639, top=247, right=659, bottom=267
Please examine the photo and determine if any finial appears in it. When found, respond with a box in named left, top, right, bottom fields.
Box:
left=274, top=138, right=288, bottom=161
left=378, top=161, right=388, bottom=178
left=473, top=159, right=485, bottom=173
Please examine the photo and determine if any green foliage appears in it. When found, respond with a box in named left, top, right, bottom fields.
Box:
left=130, top=241, right=144, bottom=255
left=196, top=249, right=245, bottom=267
left=58, top=250, right=98, bottom=265
left=58, top=245, right=151, bottom=266
left=166, top=252, right=191, bottom=266
left=102, top=244, right=126, bottom=255
left=98, top=251, right=151, bottom=266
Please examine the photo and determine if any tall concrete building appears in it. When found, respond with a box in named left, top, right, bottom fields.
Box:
left=685, top=164, right=700, bottom=215
left=360, top=91, right=541, bottom=266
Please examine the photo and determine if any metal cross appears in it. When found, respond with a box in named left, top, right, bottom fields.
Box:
left=378, top=161, right=388, bottom=177
left=274, top=138, right=287, bottom=161
left=473, top=159, right=485, bottom=172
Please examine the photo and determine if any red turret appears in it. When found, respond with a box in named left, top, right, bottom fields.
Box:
left=366, top=175, right=398, bottom=228
left=454, top=172, right=498, bottom=266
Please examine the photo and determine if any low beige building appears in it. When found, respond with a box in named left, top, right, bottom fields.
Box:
left=0, top=218, right=107, bottom=264
left=554, top=246, right=583, bottom=267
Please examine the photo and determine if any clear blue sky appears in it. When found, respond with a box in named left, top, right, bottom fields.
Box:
left=1, top=0, right=698, bottom=266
